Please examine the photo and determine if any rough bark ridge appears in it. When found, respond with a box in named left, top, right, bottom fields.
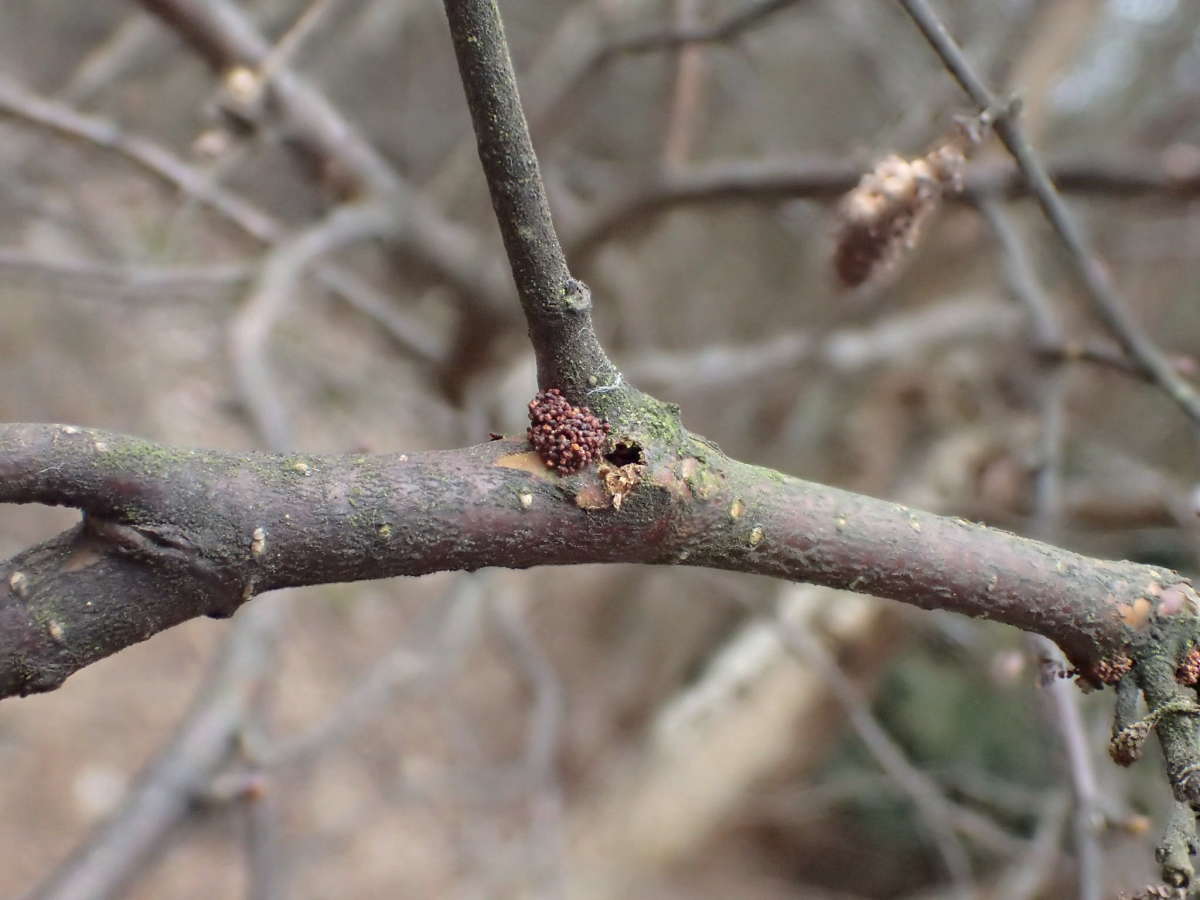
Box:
left=0, top=414, right=1194, bottom=699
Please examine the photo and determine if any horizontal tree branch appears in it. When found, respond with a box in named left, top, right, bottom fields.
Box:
left=564, top=154, right=1200, bottom=262
left=0, top=421, right=1189, bottom=699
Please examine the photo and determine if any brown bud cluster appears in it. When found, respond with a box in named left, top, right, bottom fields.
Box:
left=1109, top=718, right=1152, bottom=767
left=1092, top=654, right=1134, bottom=685
left=1177, top=645, right=1200, bottom=685
left=527, top=388, right=610, bottom=474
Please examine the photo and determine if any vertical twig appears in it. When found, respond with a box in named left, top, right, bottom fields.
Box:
left=0, top=75, right=445, bottom=365
left=662, top=0, right=708, bottom=168
left=441, top=0, right=619, bottom=397
left=977, top=195, right=1102, bottom=900
left=240, top=786, right=285, bottom=900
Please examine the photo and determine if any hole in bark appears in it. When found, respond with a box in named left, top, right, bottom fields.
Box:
left=605, top=442, right=643, bottom=466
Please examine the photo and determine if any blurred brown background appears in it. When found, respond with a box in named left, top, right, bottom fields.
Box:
left=2, top=0, right=1199, bottom=897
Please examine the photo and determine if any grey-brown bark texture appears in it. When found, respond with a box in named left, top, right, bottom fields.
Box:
left=1, top=407, right=1195, bottom=699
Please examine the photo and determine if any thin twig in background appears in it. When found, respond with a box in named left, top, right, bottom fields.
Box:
left=256, top=0, right=342, bottom=85
left=0, top=250, right=251, bottom=300
left=29, top=597, right=288, bottom=900
left=529, top=0, right=813, bottom=150
left=661, top=0, right=709, bottom=169
left=235, top=634, right=288, bottom=900
left=624, top=297, right=1022, bottom=388
left=229, top=201, right=395, bottom=449
left=897, top=0, right=1200, bottom=426
left=240, top=785, right=284, bottom=900
left=58, top=15, right=162, bottom=105
left=1028, top=549, right=1107, bottom=899
left=622, top=293, right=1158, bottom=392
left=0, top=75, right=445, bottom=365
left=761, top=604, right=976, bottom=898
left=1029, top=632, right=1103, bottom=900
left=488, top=589, right=568, bottom=900
left=564, top=154, right=1200, bottom=264
left=314, top=266, right=448, bottom=364
left=992, top=792, right=1071, bottom=900
left=751, top=771, right=1031, bottom=859
left=973, top=197, right=1061, bottom=350
left=247, top=577, right=482, bottom=772
left=135, top=0, right=512, bottom=319
left=977, top=195, right=1102, bottom=900
left=603, top=0, right=804, bottom=56
left=442, top=0, right=620, bottom=397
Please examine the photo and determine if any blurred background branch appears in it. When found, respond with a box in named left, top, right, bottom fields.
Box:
left=2, top=0, right=1199, bottom=897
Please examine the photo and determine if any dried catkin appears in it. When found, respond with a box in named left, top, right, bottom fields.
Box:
left=833, top=118, right=989, bottom=288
